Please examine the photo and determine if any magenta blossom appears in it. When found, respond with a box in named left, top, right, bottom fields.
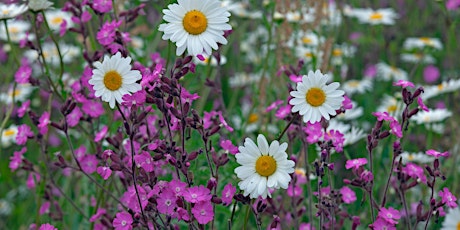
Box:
left=38, top=223, right=58, bottom=230
left=27, top=172, right=41, bottom=189
left=15, top=64, right=32, bottom=84
left=16, top=124, right=33, bottom=145
left=96, top=166, right=112, bottom=180
left=82, top=100, right=104, bottom=118
left=89, top=208, right=107, bottom=222
left=94, top=126, right=108, bottom=142
left=183, top=185, right=212, bottom=203
left=113, top=212, right=133, bottom=230
left=324, top=130, right=345, bottom=152
left=417, top=97, right=429, bottom=112
left=423, top=65, right=440, bottom=83
left=39, top=201, right=50, bottom=215
left=191, top=201, right=214, bottom=224
left=121, top=90, right=146, bottom=106
left=303, top=122, right=323, bottom=144
left=402, top=163, right=427, bottom=183
left=439, top=188, right=458, bottom=208
left=220, top=139, right=238, bottom=155
left=275, top=104, right=292, bottom=119
left=17, top=100, right=30, bottom=118
left=66, top=106, right=82, bottom=127
left=345, top=158, right=368, bottom=170
left=92, top=0, right=112, bottom=13
left=9, top=147, right=26, bottom=171
left=389, top=120, right=402, bottom=138
left=221, top=183, right=236, bottom=205
left=370, top=217, right=396, bottom=230
left=81, top=154, right=98, bottom=174
left=169, top=179, right=188, bottom=197
left=157, top=188, right=177, bottom=215
left=393, top=80, right=415, bottom=88
left=378, top=207, right=401, bottom=225
left=372, top=111, right=395, bottom=122
left=38, top=112, right=50, bottom=135
left=340, top=186, right=357, bottom=204
left=426, top=149, right=449, bottom=158
left=96, top=20, right=122, bottom=46
left=342, top=95, right=353, bottom=110
left=134, top=151, right=154, bottom=173
left=265, top=99, right=284, bottom=112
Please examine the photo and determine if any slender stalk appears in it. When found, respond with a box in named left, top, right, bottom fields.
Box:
left=277, top=114, right=298, bottom=141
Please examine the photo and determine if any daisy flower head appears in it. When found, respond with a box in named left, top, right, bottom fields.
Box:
left=354, top=8, right=397, bottom=25
left=89, top=52, right=142, bottom=109
left=289, top=70, right=345, bottom=123
left=158, top=0, right=232, bottom=56
left=234, top=134, right=295, bottom=199
left=0, top=3, right=28, bottom=20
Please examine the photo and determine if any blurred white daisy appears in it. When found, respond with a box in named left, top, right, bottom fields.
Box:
left=0, top=199, right=12, bottom=216
left=234, top=134, right=295, bottom=199
left=376, top=62, right=408, bottom=81
left=229, top=72, right=262, bottom=88
left=44, top=10, right=74, bottom=32
left=422, top=79, right=460, bottom=100
left=23, top=42, right=80, bottom=67
left=441, top=207, right=460, bottom=230
left=0, top=20, right=34, bottom=43
left=28, top=0, right=53, bottom=12
left=353, top=8, right=397, bottom=25
left=331, top=44, right=356, bottom=66
left=377, top=94, right=404, bottom=118
left=343, top=126, right=366, bottom=146
left=289, top=70, right=345, bottom=123
left=193, top=53, right=227, bottom=66
left=410, top=108, right=452, bottom=125
left=158, top=0, right=232, bottom=56
left=337, top=101, right=364, bottom=121
left=403, top=37, right=443, bottom=51
left=0, top=3, right=28, bottom=20
left=396, top=151, right=434, bottom=165
left=0, top=83, right=34, bottom=104
left=295, top=46, right=321, bottom=64
left=1, top=125, right=18, bottom=148
left=89, top=52, right=142, bottom=108
left=342, top=78, right=373, bottom=95
left=401, top=53, right=435, bottom=64
left=287, top=30, right=323, bottom=47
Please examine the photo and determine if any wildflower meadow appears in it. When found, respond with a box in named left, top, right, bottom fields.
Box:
left=1, top=0, right=460, bottom=229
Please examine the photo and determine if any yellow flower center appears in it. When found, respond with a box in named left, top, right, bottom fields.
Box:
left=387, top=105, right=397, bottom=113
left=306, top=87, right=326, bottom=107
left=9, top=26, right=19, bottom=34
left=419, top=37, right=432, bottom=45
left=51, top=16, right=64, bottom=25
left=9, top=89, right=21, bottom=97
left=103, top=70, right=123, bottom=91
left=248, top=113, right=259, bottom=124
left=183, top=10, right=207, bottom=35
left=255, top=155, right=277, bottom=177
left=456, top=221, right=460, bottom=230
left=302, top=37, right=312, bottom=44
left=2, top=9, right=10, bottom=15
left=408, top=154, right=414, bottom=161
left=369, top=12, right=383, bottom=20
left=304, top=52, right=313, bottom=58
left=332, top=49, right=342, bottom=57
left=3, top=129, right=16, bottom=137
left=437, top=84, right=444, bottom=90
left=346, top=80, right=360, bottom=88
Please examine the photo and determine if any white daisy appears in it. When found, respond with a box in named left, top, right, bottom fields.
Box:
left=23, top=42, right=80, bottom=67
left=193, top=53, right=227, bottom=66
left=342, top=78, right=373, bottom=95
left=229, top=72, right=262, bottom=88
left=377, top=94, right=404, bottom=118
left=337, top=101, right=364, bottom=121
left=401, top=53, right=435, bottom=64
left=331, top=44, right=356, bottom=66
left=0, top=20, right=34, bottom=43
left=158, top=0, right=232, bottom=56
left=0, top=3, right=28, bottom=20
left=410, top=108, right=452, bottom=125
left=441, top=207, right=460, bottom=230
left=44, top=10, right=74, bottom=32
left=422, top=79, right=460, bottom=100
left=28, top=0, right=53, bottom=12
left=0, top=83, right=34, bottom=104
left=234, top=134, right=295, bottom=199
left=1, top=125, right=18, bottom=148
left=289, top=70, right=345, bottom=123
left=403, top=37, right=443, bottom=51
left=376, top=62, right=408, bottom=81
left=353, top=8, right=397, bottom=25
left=396, top=151, right=434, bottom=165
left=89, top=52, right=142, bottom=109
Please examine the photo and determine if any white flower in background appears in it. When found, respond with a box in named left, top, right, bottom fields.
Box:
left=295, top=46, right=322, bottom=64
left=353, top=8, right=397, bottom=25
left=331, top=44, right=356, bottom=66
left=159, top=0, right=232, bottom=56
left=422, top=79, right=460, bottom=100
left=290, top=70, right=345, bottom=123
left=0, top=83, right=34, bottom=104
left=221, top=0, right=262, bottom=19
left=23, top=42, right=80, bottom=66
left=234, top=134, right=295, bottom=199
left=0, top=3, right=28, bottom=20
left=343, top=126, right=366, bottom=146
left=411, top=108, right=452, bottom=125
left=342, top=78, right=373, bottom=95
left=28, top=0, right=54, bottom=12
left=193, top=53, right=227, bottom=66
left=401, top=53, right=435, bottom=64
left=377, top=94, right=404, bottom=118
left=403, top=37, right=443, bottom=51
left=229, top=72, right=262, bottom=88
left=89, top=52, right=142, bottom=108
left=376, top=62, right=408, bottom=81
left=441, top=206, right=460, bottom=230
left=44, top=10, right=74, bottom=32
left=396, top=152, right=434, bottom=165
left=1, top=125, right=18, bottom=148
left=337, top=101, right=364, bottom=121
left=0, top=199, right=13, bottom=216
left=0, top=20, right=34, bottom=43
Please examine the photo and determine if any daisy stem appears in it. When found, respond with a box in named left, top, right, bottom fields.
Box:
left=243, top=202, right=251, bottom=230
left=41, top=11, right=65, bottom=92
left=277, top=114, right=298, bottom=141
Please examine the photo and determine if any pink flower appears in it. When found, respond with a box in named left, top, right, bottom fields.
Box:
left=423, top=65, right=440, bottom=83
left=66, top=106, right=82, bottom=127
left=121, top=185, right=150, bottom=212
left=446, top=0, right=460, bottom=10
left=378, top=207, right=400, bottom=225
left=345, top=158, right=368, bottom=170
left=299, top=223, right=316, bottom=230
left=439, top=188, right=458, bottom=208
left=17, top=100, right=30, bottom=118
left=96, top=20, right=122, bottom=46
left=169, top=179, right=187, bottom=196
left=173, top=207, right=190, bottom=221
left=38, top=112, right=50, bottom=135
left=38, top=223, right=58, bottom=230
left=360, top=170, right=374, bottom=183
left=15, top=64, right=32, bottom=84
left=39, top=201, right=50, bottom=215
left=121, top=91, right=146, bottom=106
left=191, top=201, right=214, bottom=224
left=221, top=183, right=236, bottom=205
left=389, top=120, right=402, bottom=138
left=303, top=122, right=323, bottom=144
left=16, top=124, right=33, bottom=145
left=342, top=95, right=353, bottom=110
left=180, top=87, right=200, bottom=102
left=364, top=64, right=377, bottom=78
left=157, top=188, right=177, bottom=215
left=417, top=97, right=429, bottom=112
left=92, top=0, right=112, bottom=13
left=324, top=130, right=345, bottom=152
left=134, top=151, right=154, bottom=173
left=402, top=163, right=427, bottom=183
left=220, top=139, right=238, bottom=155
left=27, top=172, right=41, bottom=189
left=9, top=147, right=26, bottom=171
left=287, top=184, right=303, bottom=197
left=372, top=111, right=395, bottom=122
left=275, top=104, right=291, bottom=119
left=340, top=186, right=356, bottom=204
left=90, top=208, right=107, bottom=222
left=97, top=166, right=112, bottom=180
left=370, top=217, right=396, bottom=230
left=426, top=149, right=449, bottom=159
left=183, top=185, right=212, bottom=203
left=94, top=126, right=108, bottom=142
left=113, top=212, right=133, bottom=230
left=289, top=74, right=302, bottom=83
left=80, top=154, right=98, bottom=174
left=59, top=19, right=68, bottom=37
left=82, top=100, right=104, bottom=118
left=265, top=100, right=283, bottom=112
left=393, top=80, right=414, bottom=88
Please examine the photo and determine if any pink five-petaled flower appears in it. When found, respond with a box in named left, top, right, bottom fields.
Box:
left=121, top=90, right=146, bottom=106
left=15, top=64, right=32, bottom=84
left=16, top=124, right=33, bottom=145
left=38, top=223, right=58, bottom=230
left=169, top=179, right=187, bottom=197
left=378, top=207, right=401, bottom=225
left=389, top=120, right=402, bottom=138
left=17, top=100, right=30, bottom=118
left=393, top=80, right=415, bottom=88
left=324, top=130, right=345, bottom=152
left=370, top=217, right=396, bottom=230
left=96, top=166, right=112, bottom=180
left=439, top=187, right=458, bottom=208
left=345, top=158, right=368, bottom=170
left=134, top=151, right=154, bottom=173
left=94, top=126, right=108, bottom=142
left=342, top=95, right=353, bottom=110
left=372, top=111, right=395, bottom=122
left=221, top=183, right=236, bottom=206
left=66, top=106, right=82, bottom=127
left=113, top=212, right=133, bottom=230
left=82, top=100, right=104, bottom=118
left=38, top=112, right=50, bottom=135
left=89, top=208, right=107, bottom=222
left=426, top=149, right=449, bottom=159
left=183, top=185, right=212, bottom=203
left=191, top=200, right=214, bottom=224
left=92, top=0, right=113, bottom=13
left=275, top=104, right=292, bottom=119
left=27, top=172, right=40, bottom=189
left=402, top=163, right=427, bottom=183
left=80, top=155, right=98, bottom=174
left=220, top=139, right=238, bottom=155
left=96, top=20, right=122, bottom=46
left=417, top=97, right=429, bottom=112
left=303, top=122, right=323, bottom=144
left=265, top=100, right=284, bottom=112
left=340, top=186, right=357, bottom=204
left=157, top=188, right=177, bottom=215
left=121, top=185, right=150, bottom=213
left=9, top=147, right=26, bottom=171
